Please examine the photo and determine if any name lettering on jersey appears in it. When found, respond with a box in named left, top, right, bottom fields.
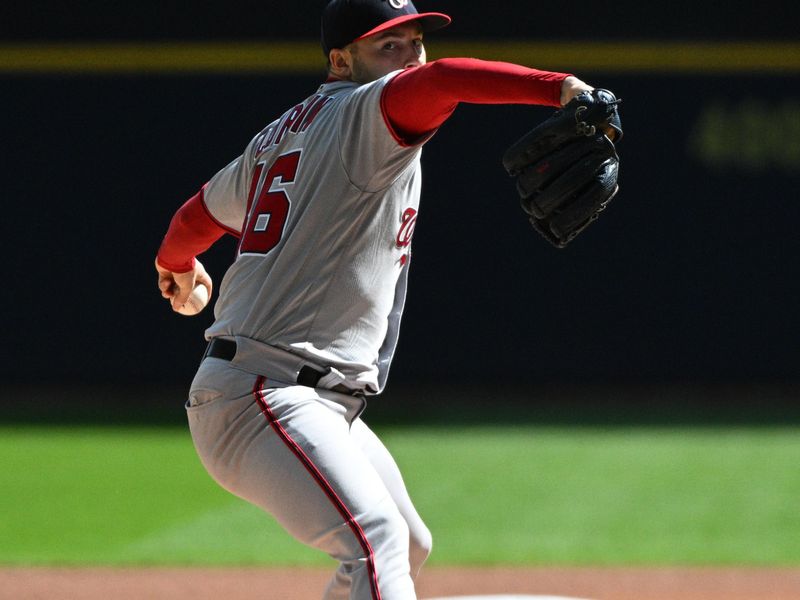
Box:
left=255, top=94, right=333, bottom=157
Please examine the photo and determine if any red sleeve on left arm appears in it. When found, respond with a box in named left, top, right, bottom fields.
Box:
left=156, top=187, right=228, bottom=273
left=381, top=58, right=571, bottom=143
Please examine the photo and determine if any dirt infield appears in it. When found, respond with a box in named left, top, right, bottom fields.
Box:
left=2, top=567, right=799, bottom=600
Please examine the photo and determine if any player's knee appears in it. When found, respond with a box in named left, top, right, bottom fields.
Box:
left=353, top=502, right=411, bottom=563
left=409, top=523, right=433, bottom=576
left=376, top=506, right=411, bottom=554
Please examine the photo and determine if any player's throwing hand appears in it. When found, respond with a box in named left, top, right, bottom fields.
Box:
left=155, top=258, right=213, bottom=313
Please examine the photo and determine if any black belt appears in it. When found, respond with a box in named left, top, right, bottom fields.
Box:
left=204, top=338, right=358, bottom=395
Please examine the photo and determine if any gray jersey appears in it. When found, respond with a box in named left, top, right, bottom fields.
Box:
left=203, top=72, right=426, bottom=393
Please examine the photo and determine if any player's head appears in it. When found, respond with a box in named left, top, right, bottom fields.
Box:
left=322, top=0, right=451, bottom=83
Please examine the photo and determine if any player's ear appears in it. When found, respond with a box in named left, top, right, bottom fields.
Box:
left=328, top=48, right=353, bottom=80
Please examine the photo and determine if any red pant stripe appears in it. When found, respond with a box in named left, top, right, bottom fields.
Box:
left=252, top=376, right=382, bottom=600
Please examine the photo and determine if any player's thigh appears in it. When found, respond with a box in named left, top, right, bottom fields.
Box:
left=191, top=375, right=408, bottom=557
left=350, top=419, right=431, bottom=552
left=254, top=386, right=409, bottom=548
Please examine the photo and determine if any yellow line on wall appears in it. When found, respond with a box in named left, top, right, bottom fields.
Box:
left=434, top=41, right=800, bottom=73
left=1, top=41, right=799, bottom=74
left=0, top=42, right=326, bottom=74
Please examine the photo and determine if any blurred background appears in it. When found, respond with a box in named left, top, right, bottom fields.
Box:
left=1, top=0, right=799, bottom=425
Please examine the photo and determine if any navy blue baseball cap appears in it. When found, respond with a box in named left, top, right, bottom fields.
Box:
left=321, top=0, right=451, bottom=55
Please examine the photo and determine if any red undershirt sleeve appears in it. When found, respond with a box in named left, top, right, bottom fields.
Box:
left=381, top=57, right=571, bottom=144
left=156, top=187, right=228, bottom=273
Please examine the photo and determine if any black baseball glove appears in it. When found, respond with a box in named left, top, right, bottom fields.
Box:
left=502, top=89, right=623, bottom=248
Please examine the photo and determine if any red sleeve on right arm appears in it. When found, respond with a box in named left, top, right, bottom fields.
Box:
left=156, top=187, right=228, bottom=273
left=382, top=58, right=571, bottom=143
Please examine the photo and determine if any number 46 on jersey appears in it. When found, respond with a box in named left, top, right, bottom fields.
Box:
left=239, top=150, right=302, bottom=255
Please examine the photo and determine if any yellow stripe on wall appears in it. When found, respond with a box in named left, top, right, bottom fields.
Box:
left=1, top=41, right=799, bottom=74
left=433, top=41, right=800, bottom=73
left=0, top=42, right=326, bottom=74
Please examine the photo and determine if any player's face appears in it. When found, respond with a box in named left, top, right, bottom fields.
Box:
left=348, top=23, right=426, bottom=84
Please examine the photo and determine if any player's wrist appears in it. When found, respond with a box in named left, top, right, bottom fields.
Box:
left=560, top=76, right=594, bottom=106
left=155, top=255, right=196, bottom=274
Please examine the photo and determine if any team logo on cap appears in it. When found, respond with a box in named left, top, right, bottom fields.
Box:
left=389, top=0, right=408, bottom=9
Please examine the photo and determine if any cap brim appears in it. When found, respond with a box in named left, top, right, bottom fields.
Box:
left=354, top=12, right=452, bottom=44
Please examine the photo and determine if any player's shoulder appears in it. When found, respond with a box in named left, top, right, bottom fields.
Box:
left=327, top=72, right=400, bottom=122
left=324, top=71, right=401, bottom=101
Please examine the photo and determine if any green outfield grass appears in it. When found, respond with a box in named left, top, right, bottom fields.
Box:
left=1, top=424, right=799, bottom=566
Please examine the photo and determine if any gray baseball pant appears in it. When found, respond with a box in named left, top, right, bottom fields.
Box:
left=186, top=357, right=432, bottom=599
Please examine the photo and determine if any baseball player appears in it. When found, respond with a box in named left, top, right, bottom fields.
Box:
left=155, top=1, right=600, bottom=598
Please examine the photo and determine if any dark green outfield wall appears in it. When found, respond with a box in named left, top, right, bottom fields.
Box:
left=2, top=1, right=798, bottom=387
